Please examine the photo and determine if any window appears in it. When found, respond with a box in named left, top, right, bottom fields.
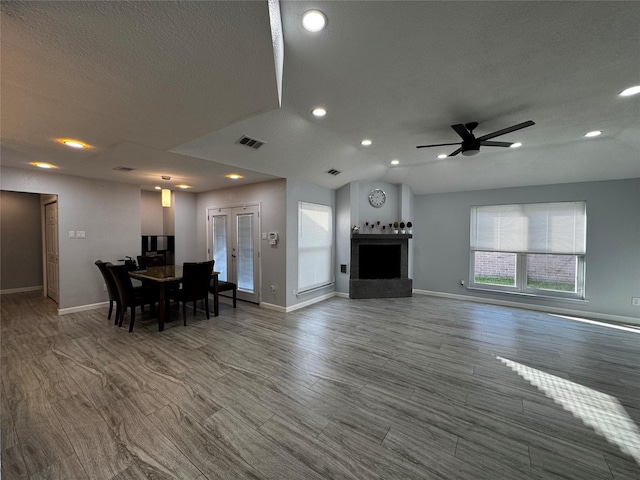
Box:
left=470, top=202, right=586, bottom=299
left=298, top=202, right=333, bottom=293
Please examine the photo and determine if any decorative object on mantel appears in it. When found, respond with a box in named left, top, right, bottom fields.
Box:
left=400, top=222, right=406, bottom=234
left=393, top=221, right=399, bottom=234
left=352, top=225, right=360, bottom=234
left=407, top=221, right=413, bottom=234
left=382, top=225, right=386, bottom=232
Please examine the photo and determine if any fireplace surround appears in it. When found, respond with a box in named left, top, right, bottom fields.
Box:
left=350, top=234, right=412, bottom=299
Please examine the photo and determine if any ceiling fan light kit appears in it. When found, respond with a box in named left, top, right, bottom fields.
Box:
left=417, top=120, right=535, bottom=157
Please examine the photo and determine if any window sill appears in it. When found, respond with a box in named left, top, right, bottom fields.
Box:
left=467, top=285, right=588, bottom=303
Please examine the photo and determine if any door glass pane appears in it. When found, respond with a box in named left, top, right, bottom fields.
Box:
left=237, top=214, right=254, bottom=292
left=213, top=216, right=228, bottom=281
left=526, top=254, right=577, bottom=292
left=473, top=251, right=516, bottom=287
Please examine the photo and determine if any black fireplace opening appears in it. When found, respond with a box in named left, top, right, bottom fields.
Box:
left=359, top=244, right=401, bottom=279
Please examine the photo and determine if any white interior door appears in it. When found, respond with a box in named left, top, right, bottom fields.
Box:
left=45, top=202, right=59, bottom=303
left=209, top=205, right=260, bottom=303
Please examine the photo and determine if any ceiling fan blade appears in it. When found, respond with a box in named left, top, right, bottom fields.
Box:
left=448, top=147, right=463, bottom=157
left=477, top=120, right=535, bottom=141
left=416, top=142, right=461, bottom=149
left=480, top=141, right=512, bottom=147
left=451, top=124, right=471, bottom=140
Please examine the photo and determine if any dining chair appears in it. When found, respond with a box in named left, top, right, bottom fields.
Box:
left=172, top=260, right=214, bottom=325
left=107, top=264, right=157, bottom=332
left=210, top=280, right=237, bottom=309
left=137, top=254, right=165, bottom=269
left=95, top=260, right=120, bottom=323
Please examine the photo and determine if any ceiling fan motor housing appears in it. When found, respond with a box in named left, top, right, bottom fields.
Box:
left=461, top=139, right=481, bottom=156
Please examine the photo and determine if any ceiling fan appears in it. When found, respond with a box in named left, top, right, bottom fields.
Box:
left=416, top=120, right=535, bottom=157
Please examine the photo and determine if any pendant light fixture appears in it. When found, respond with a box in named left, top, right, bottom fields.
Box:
left=161, top=176, right=171, bottom=207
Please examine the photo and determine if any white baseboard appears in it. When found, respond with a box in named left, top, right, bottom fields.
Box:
left=259, top=302, right=287, bottom=313
left=262, top=291, right=339, bottom=313
left=335, top=292, right=349, bottom=299
left=0, top=286, right=43, bottom=295
left=58, top=301, right=109, bottom=316
left=413, top=289, right=640, bottom=326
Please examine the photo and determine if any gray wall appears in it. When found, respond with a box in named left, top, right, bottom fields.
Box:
left=335, top=183, right=353, bottom=293
left=286, top=179, right=336, bottom=307
left=1, top=166, right=141, bottom=310
left=196, top=179, right=287, bottom=307
left=0, top=191, right=43, bottom=291
left=412, top=178, right=640, bottom=319
left=141, top=190, right=164, bottom=235
left=174, top=191, right=197, bottom=265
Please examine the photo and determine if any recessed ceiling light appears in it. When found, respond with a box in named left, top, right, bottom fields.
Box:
left=312, top=107, right=327, bottom=117
left=176, top=184, right=191, bottom=189
left=437, top=154, right=448, bottom=159
left=584, top=130, right=602, bottom=138
left=154, top=186, right=161, bottom=190
left=31, top=162, right=56, bottom=169
left=361, top=139, right=372, bottom=146
left=619, top=85, right=640, bottom=97
left=226, top=174, right=243, bottom=180
left=390, top=159, right=400, bottom=165
left=58, top=138, right=88, bottom=149
left=302, top=10, right=327, bottom=32
left=510, top=142, right=523, bottom=148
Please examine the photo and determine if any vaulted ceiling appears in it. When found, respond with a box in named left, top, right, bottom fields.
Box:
left=2, top=1, right=639, bottom=195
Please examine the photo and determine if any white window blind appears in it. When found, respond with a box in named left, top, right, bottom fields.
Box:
left=298, top=202, right=333, bottom=293
left=470, top=202, right=586, bottom=254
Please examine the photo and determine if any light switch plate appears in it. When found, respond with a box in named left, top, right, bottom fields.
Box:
left=76, top=231, right=86, bottom=239
left=68, top=230, right=75, bottom=239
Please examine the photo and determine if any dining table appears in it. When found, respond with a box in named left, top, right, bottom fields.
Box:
left=129, top=265, right=219, bottom=332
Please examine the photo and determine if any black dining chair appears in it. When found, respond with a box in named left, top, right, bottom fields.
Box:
left=107, top=264, right=157, bottom=332
left=95, top=260, right=120, bottom=323
left=210, top=280, right=237, bottom=310
left=172, top=261, right=214, bottom=325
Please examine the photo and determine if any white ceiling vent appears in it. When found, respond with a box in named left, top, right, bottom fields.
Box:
left=236, top=135, right=264, bottom=149
left=327, top=168, right=341, bottom=176
left=113, top=166, right=136, bottom=172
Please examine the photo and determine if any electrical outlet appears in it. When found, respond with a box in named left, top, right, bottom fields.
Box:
left=632, top=297, right=640, bottom=307
left=68, top=230, right=75, bottom=239
left=103, top=284, right=107, bottom=292
left=460, top=280, right=465, bottom=286
left=270, top=284, right=277, bottom=294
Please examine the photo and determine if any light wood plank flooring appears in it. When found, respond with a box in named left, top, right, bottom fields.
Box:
left=1, top=291, right=639, bottom=479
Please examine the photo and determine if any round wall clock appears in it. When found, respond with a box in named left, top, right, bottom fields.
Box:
left=368, top=188, right=386, bottom=208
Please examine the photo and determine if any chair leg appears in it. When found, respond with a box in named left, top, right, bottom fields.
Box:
left=204, top=296, right=210, bottom=319
left=129, top=307, right=136, bottom=333
left=118, top=307, right=125, bottom=327
left=108, top=300, right=113, bottom=320
left=183, top=302, right=187, bottom=326
left=114, top=303, right=121, bottom=325
left=192, top=301, right=196, bottom=316
left=232, top=288, right=237, bottom=308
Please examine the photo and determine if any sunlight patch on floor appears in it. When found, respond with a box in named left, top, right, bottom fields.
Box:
left=497, top=356, right=640, bottom=465
left=549, top=314, right=640, bottom=334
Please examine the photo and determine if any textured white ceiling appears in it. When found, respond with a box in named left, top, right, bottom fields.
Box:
left=2, top=1, right=639, bottom=194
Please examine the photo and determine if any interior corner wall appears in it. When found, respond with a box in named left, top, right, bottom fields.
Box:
left=412, top=178, right=640, bottom=319
left=1, top=166, right=141, bottom=310
left=335, top=184, right=352, bottom=293
left=286, top=179, right=336, bottom=307
left=141, top=190, right=164, bottom=235
left=174, top=191, right=197, bottom=265
left=196, top=179, right=287, bottom=307
left=0, top=190, right=43, bottom=291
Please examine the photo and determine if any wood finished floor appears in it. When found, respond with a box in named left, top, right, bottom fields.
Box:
left=1, top=291, right=639, bottom=479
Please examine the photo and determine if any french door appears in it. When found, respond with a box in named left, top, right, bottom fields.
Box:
left=208, top=205, right=260, bottom=303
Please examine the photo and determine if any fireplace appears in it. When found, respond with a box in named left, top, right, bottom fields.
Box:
left=350, top=234, right=412, bottom=299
